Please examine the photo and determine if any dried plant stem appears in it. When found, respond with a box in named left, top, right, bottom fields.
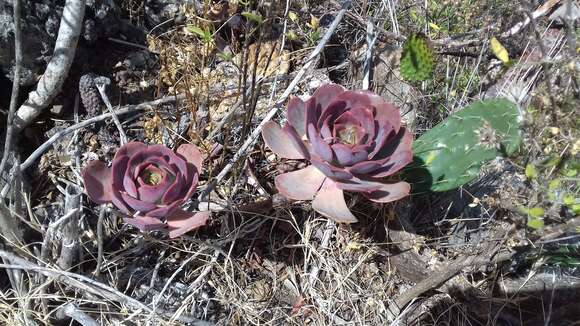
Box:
left=198, top=1, right=351, bottom=202
left=19, top=94, right=185, bottom=171
left=0, top=248, right=212, bottom=325
left=94, top=205, right=106, bottom=275
left=148, top=254, right=199, bottom=324
left=57, top=185, right=82, bottom=270
left=0, top=0, right=23, bottom=185
left=362, top=18, right=377, bottom=90
left=386, top=249, right=514, bottom=321
left=13, top=0, right=85, bottom=131
left=40, top=208, right=80, bottom=263
left=96, top=83, right=128, bottom=144
left=307, top=219, right=336, bottom=287
left=56, top=303, right=99, bottom=326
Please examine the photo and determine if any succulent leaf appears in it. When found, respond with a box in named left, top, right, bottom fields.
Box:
left=82, top=141, right=209, bottom=238
left=400, top=33, right=435, bottom=82
left=404, top=98, right=521, bottom=192
left=263, top=84, right=414, bottom=223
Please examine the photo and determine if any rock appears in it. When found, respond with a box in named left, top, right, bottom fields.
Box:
left=0, top=0, right=141, bottom=86
left=0, top=0, right=55, bottom=86
left=50, top=104, right=64, bottom=116
left=144, top=0, right=180, bottom=31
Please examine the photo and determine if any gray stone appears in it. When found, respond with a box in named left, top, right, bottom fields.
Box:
left=0, top=0, right=55, bottom=86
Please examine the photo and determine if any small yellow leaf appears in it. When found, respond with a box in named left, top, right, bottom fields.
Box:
left=308, top=15, right=319, bottom=30
left=428, top=22, right=441, bottom=31
left=528, top=207, right=545, bottom=218
left=525, top=164, right=538, bottom=180
left=346, top=242, right=363, bottom=252
left=425, top=151, right=437, bottom=165
left=490, top=37, right=510, bottom=64
left=288, top=11, right=298, bottom=22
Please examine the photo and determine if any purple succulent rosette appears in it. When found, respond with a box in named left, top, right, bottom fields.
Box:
left=82, top=141, right=209, bottom=238
left=262, top=84, right=413, bottom=223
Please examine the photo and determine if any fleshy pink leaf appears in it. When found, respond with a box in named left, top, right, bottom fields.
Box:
left=110, top=155, right=132, bottom=214
left=331, top=143, right=368, bottom=166
left=262, top=121, right=307, bottom=159
left=372, top=128, right=413, bottom=177
left=275, top=165, right=326, bottom=200
left=115, top=142, right=147, bottom=160
left=312, top=179, right=357, bottom=223
left=363, top=181, right=410, bottom=203
left=167, top=210, right=210, bottom=238
left=311, top=83, right=346, bottom=110
left=333, top=177, right=383, bottom=192
left=177, top=143, right=203, bottom=172
left=123, top=215, right=166, bottom=232
left=310, top=157, right=353, bottom=180
left=120, top=192, right=157, bottom=213
left=286, top=96, right=307, bottom=137
left=147, top=200, right=182, bottom=218
left=307, top=124, right=333, bottom=162
left=82, top=160, right=113, bottom=204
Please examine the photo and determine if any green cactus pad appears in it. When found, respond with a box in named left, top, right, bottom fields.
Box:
left=400, top=34, right=434, bottom=82
left=404, top=98, right=521, bottom=192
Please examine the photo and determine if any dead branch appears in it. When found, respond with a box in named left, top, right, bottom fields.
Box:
left=12, top=0, right=86, bottom=131
left=56, top=185, right=82, bottom=270
left=0, top=248, right=213, bottom=325
left=56, top=303, right=99, bottom=326
left=0, top=0, right=23, bottom=185
left=19, top=94, right=186, bottom=171
left=386, top=248, right=515, bottom=321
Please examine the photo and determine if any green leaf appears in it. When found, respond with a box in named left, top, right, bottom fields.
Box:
left=562, top=168, right=578, bottom=177
left=286, top=30, right=298, bottom=41
left=400, top=33, right=435, bottom=82
left=186, top=25, right=212, bottom=43
left=242, top=11, right=263, bottom=24
left=527, top=217, right=544, bottom=229
left=187, top=25, right=207, bottom=38
left=563, top=194, right=575, bottom=206
left=525, top=164, right=538, bottom=180
left=548, top=179, right=561, bottom=191
left=528, top=207, right=545, bottom=218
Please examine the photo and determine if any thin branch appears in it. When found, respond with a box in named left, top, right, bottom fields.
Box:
left=56, top=303, right=99, bottom=326
left=96, top=81, right=128, bottom=145
left=0, top=248, right=213, bottom=325
left=197, top=1, right=351, bottom=202
left=386, top=249, right=514, bottom=320
left=0, top=0, right=23, bottom=186
left=12, top=0, right=86, bottom=131
left=94, top=205, right=106, bottom=275
left=19, top=94, right=186, bottom=171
